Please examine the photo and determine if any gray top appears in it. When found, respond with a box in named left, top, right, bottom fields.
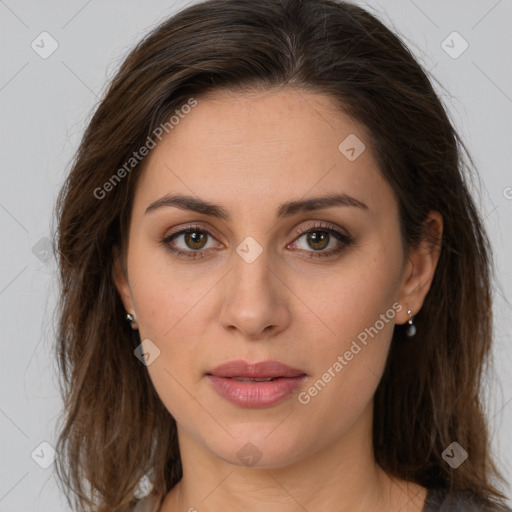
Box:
left=133, top=488, right=512, bottom=512
left=422, top=488, right=511, bottom=512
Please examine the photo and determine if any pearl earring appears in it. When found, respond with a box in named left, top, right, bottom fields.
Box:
left=125, top=312, right=138, bottom=330
left=405, top=309, right=416, bottom=337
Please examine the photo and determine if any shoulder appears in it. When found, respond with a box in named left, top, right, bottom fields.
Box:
left=424, top=488, right=512, bottom=512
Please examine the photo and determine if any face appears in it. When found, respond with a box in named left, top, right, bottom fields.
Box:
left=115, top=87, right=430, bottom=469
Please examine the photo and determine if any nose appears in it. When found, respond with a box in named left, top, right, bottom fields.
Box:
left=218, top=243, right=291, bottom=342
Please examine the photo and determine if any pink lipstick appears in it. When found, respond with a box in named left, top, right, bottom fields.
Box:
left=206, top=360, right=307, bottom=408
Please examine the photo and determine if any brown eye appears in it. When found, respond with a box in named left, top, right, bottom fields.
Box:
left=161, top=222, right=352, bottom=260
left=304, top=230, right=330, bottom=251
left=290, top=222, right=353, bottom=259
left=182, top=230, right=208, bottom=250
left=161, top=226, right=219, bottom=259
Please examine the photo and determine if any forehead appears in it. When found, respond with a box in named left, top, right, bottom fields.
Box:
left=132, top=87, right=394, bottom=222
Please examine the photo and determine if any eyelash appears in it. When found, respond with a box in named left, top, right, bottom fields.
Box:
left=160, top=221, right=353, bottom=260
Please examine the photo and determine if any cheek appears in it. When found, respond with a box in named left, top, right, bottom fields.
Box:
left=126, top=246, right=223, bottom=424
left=129, top=267, right=207, bottom=428
left=128, top=240, right=218, bottom=340
left=297, top=236, right=402, bottom=348
left=292, top=240, right=402, bottom=413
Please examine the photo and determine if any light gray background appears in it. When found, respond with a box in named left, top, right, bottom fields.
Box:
left=0, top=0, right=511, bottom=510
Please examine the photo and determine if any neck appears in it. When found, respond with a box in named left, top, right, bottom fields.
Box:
left=160, top=403, right=427, bottom=512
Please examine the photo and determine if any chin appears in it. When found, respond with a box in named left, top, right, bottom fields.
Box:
left=209, top=423, right=310, bottom=469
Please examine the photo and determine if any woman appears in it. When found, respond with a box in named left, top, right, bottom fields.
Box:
left=53, top=0, right=511, bottom=511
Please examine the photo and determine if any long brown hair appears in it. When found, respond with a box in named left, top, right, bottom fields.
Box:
left=53, top=0, right=510, bottom=510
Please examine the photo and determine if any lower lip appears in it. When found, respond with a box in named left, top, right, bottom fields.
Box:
left=206, top=375, right=307, bottom=408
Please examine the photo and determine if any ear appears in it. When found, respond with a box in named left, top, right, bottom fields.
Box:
left=112, top=245, right=135, bottom=315
left=395, top=210, right=443, bottom=324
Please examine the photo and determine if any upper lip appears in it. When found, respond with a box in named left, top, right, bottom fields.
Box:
left=207, top=360, right=306, bottom=379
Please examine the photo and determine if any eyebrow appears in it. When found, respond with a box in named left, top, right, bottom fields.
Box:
left=145, top=192, right=368, bottom=220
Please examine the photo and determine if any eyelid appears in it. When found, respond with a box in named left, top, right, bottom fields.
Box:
left=163, top=222, right=223, bottom=242
left=164, top=220, right=348, bottom=241
left=293, top=220, right=350, bottom=238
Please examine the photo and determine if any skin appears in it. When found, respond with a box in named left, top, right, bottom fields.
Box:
left=114, top=87, right=443, bottom=512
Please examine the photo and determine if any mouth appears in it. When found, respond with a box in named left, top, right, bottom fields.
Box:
left=206, top=360, right=308, bottom=408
